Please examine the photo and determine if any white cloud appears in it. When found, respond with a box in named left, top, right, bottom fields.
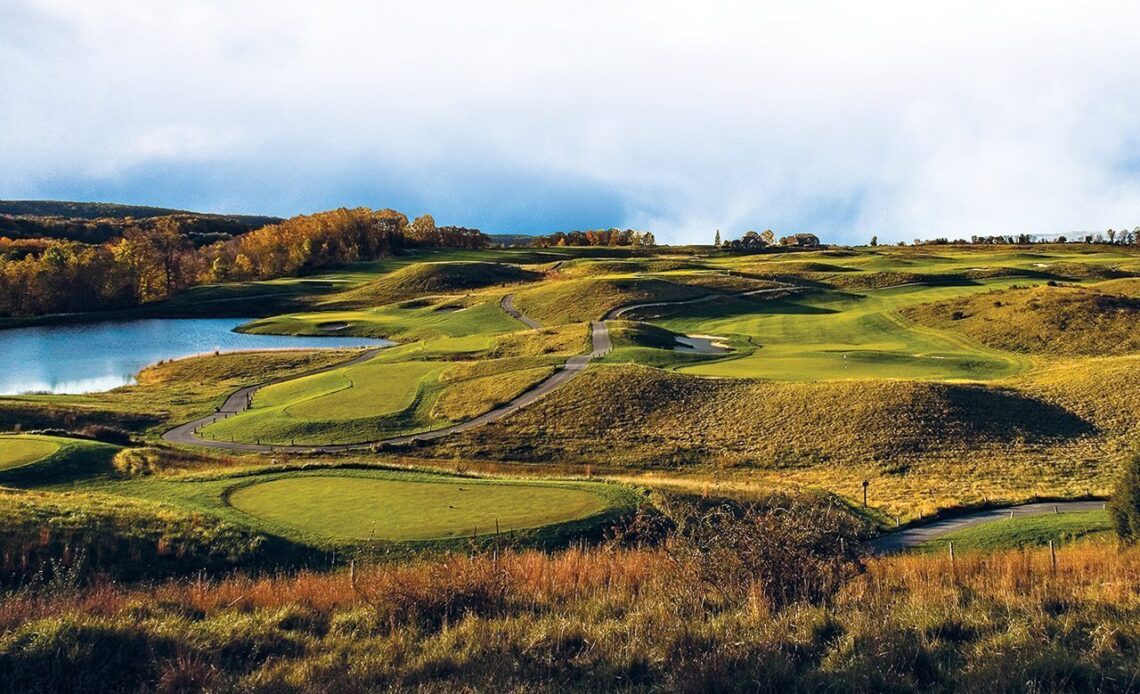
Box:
left=2, top=0, right=1140, bottom=242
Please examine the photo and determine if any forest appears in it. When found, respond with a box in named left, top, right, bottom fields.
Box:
left=0, top=208, right=488, bottom=317
left=529, top=228, right=656, bottom=247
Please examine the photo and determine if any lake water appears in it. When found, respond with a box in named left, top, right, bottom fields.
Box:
left=0, top=318, right=392, bottom=395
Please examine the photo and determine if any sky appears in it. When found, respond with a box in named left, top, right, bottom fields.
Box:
left=3, top=1, right=1140, bottom=245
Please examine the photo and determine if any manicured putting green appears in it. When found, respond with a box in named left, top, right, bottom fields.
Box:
left=0, top=435, right=61, bottom=470
left=228, top=476, right=610, bottom=540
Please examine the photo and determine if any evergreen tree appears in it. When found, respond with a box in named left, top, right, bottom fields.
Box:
left=714, top=229, right=721, bottom=247
left=1110, top=452, right=1140, bottom=543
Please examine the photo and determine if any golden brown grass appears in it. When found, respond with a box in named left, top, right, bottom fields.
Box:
left=3, top=539, right=1137, bottom=692
left=901, top=284, right=1140, bottom=355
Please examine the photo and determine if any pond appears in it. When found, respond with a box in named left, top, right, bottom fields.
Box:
left=0, top=318, right=392, bottom=395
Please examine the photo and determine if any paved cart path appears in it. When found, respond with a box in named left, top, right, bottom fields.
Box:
left=869, top=500, right=1108, bottom=554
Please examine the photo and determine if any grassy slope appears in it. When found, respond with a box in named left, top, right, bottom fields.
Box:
left=0, top=436, right=59, bottom=470
left=330, top=261, right=543, bottom=307
left=511, top=276, right=712, bottom=324
left=917, top=510, right=1112, bottom=552
left=0, top=435, right=119, bottom=486
left=239, top=295, right=521, bottom=342
left=662, top=280, right=1034, bottom=381
left=900, top=284, right=1140, bottom=356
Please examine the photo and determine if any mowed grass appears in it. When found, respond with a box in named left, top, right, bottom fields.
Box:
left=239, top=295, right=521, bottom=342
left=227, top=475, right=613, bottom=540
left=659, top=279, right=1036, bottom=380
left=0, top=435, right=60, bottom=470
left=202, top=360, right=445, bottom=444
left=917, top=510, right=1113, bottom=553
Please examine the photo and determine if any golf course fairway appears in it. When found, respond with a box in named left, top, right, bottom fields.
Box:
left=227, top=475, right=613, bottom=540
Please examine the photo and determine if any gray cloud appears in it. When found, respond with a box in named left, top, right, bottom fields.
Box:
left=3, top=0, right=1140, bottom=243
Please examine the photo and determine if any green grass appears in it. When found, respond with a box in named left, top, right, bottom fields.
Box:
left=0, top=435, right=120, bottom=486
left=917, top=511, right=1113, bottom=552
left=0, top=435, right=60, bottom=470
left=239, top=294, right=521, bottom=342
left=656, top=280, right=1035, bottom=380
left=202, top=360, right=447, bottom=444
left=85, top=467, right=640, bottom=549
left=227, top=474, right=612, bottom=540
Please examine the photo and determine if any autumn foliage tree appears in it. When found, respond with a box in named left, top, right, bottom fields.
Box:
left=0, top=207, right=488, bottom=317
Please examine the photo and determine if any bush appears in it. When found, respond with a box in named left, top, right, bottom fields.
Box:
left=1109, top=452, right=1140, bottom=543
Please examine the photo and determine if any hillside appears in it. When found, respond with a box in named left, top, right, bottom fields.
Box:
left=0, top=200, right=276, bottom=223
left=331, top=261, right=543, bottom=306
left=901, top=284, right=1140, bottom=356
left=0, top=199, right=281, bottom=245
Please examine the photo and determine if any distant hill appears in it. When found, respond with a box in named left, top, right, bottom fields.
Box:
left=0, top=200, right=279, bottom=225
left=487, top=233, right=537, bottom=247
left=0, top=200, right=282, bottom=245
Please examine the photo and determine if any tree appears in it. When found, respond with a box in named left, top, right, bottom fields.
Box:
left=407, top=214, right=438, bottom=245
left=760, top=230, right=775, bottom=246
left=714, top=229, right=721, bottom=247
left=1110, top=452, right=1140, bottom=543
left=870, top=235, right=878, bottom=247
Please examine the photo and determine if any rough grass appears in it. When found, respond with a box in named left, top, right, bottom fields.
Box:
left=422, top=363, right=1134, bottom=517
left=432, top=365, right=556, bottom=421
left=331, top=261, right=542, bottom=307
left=227, top=475, right=613, bottom=540
left=2, top=540, right=1137, bottom=692
left=0, top=487, right=273, bottom=584
left=901, top=284, right=1140, bottom=356
left=917, top=510, right=1113, bottom=552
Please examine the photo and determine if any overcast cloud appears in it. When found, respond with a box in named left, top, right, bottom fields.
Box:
left=3, top=0, right=1140, bottom=243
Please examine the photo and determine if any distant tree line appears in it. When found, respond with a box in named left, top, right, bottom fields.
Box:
left=908, top=227, right=1140, bottom=247
left=715, top=229, right=821, bottom=251
left=529, top=228, right=656, bottom=247
left=0, top=208, right=488, bottom=317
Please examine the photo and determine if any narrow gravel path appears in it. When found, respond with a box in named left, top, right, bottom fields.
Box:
left=163, top=295, right=608, bottom=452
left=869, top=500, right=1108, bottom=554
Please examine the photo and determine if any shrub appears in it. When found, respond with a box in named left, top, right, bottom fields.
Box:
left=1109, top=452, right=1140, bottom=543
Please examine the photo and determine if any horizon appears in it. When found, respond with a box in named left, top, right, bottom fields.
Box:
left=4, top=1, right=1140, bottom=244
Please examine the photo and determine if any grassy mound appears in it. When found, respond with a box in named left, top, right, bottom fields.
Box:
left=901, top=285, right=1140, bottom=356
left=333, top=262, right=541, bottom=306
left=432, top=365, right=556, bottom=420
left=0, top=435, right=120, bottom=486
left=227, top=474, right=616, bottom=541
left=0, top=435, right=59, bottom=470
left=511, top=277, right=711, bottom=324
left=435, top=364, right=1091, bottom=468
